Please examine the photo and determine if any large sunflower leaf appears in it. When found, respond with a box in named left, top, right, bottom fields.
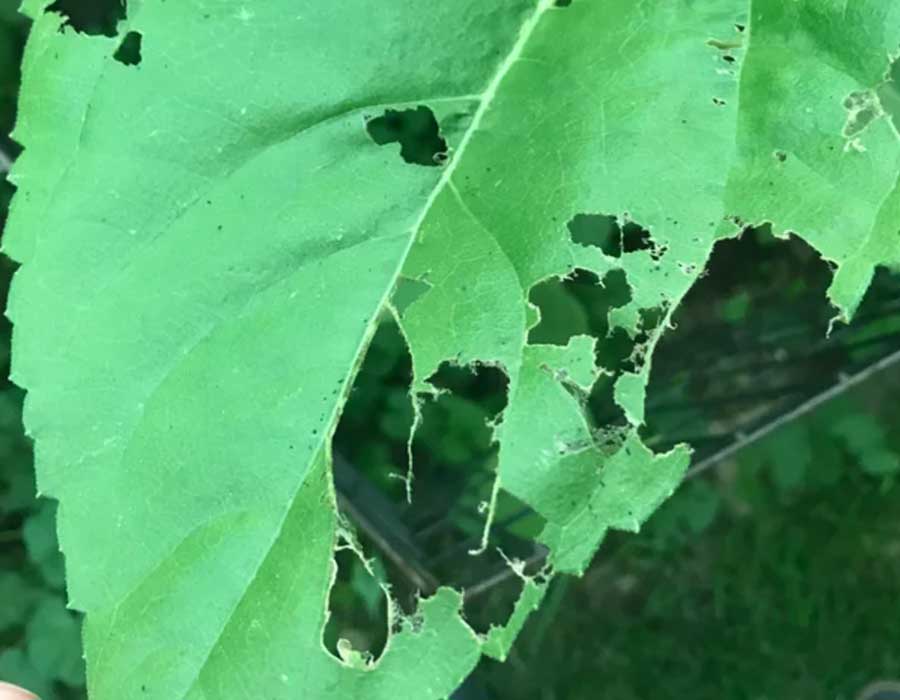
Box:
left=6, top=1, right=899, bottom=698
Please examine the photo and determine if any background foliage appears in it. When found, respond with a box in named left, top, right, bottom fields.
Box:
left=1, top=4, right=899, bottom=699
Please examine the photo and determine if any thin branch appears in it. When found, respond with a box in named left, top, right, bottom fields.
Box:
left=686, top=346, right=900, bottom=480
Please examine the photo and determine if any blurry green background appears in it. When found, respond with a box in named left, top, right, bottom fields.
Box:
left=2, top=5, right=900, bottom=700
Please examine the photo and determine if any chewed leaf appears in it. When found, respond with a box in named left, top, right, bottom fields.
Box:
left=5, top=1, right=900, bottom=699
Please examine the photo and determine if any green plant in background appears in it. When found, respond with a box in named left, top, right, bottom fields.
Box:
left=0, top=7, right=85, bottom=700
left=2, top=1, right=900, bottom=699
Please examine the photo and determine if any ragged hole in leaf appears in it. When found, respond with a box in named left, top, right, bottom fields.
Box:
left=567, top=213, right=619, bottom=256
left=410, top=362, right=510, bottom=558
left=45, top=0, right=126, bottom=37
left=113, top=31, right=142, bottom=66
left=333, top=318, right=528, bottom=611
left=567, top=214, right=654, bottom=258
left=622, top=221, right=654, bottom=254
left=586, top=375, right=629, bottom=451
left=842, top=90, right=882, bottom=140
left=334, top=318, right=415, bottom=504
left=365, top=106, right=448, bottom=167
left=642, top=227, right=839, bottom=456
left=609, top=308, right=665, bottom=376
left=528, top=269, right=631, bottom=346
left=462, top=540, right=545, bottom=635
left=425, top=362, right=509, bottom=418
left=323, top=546, right=389, bottom=666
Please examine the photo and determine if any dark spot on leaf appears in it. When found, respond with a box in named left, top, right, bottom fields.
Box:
left=366, top=106, right=448, bottom=167
left=712, top=97, right=727, bottom=106
left=554, top=0, right=573, bottom=6
left=650, top=244, right=668, bottom=262
left=622, top=221, right=653, bottom=254
left=113, top=31, right=142, bottom=66
left=46, top=0, right=125, bottom=37
left=774, top=150, right=787, bottom=162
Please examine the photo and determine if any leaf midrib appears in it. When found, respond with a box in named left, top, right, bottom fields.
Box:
left=177, top=0, right=557, bottom=695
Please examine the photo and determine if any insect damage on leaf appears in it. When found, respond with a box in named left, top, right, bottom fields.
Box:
left=527, top=268, right=631, bottom=346
left=642, top=228, right=850, bottom=467
left=566, top=213, right=656, bottom=259
left=323, top=533, right=390, bottom=668
left=8, top=0, right=900, bottom=698
left=112, top=30, right=141, bottom=66
left=365, top=106, right=449, bottom=167
left=45, top=0, right=125, bottom=37
left=843, top=90, right=884, bottom=144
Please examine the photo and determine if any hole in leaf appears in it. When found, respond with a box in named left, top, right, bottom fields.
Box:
left=621, top=221, right=653, bottom=254
left=462, top=542, right=545, bottom=635
left=587, top=307, right=664, bottom=437
left=586, top=374, right=629, bottom=442
left=642, top=227, right=861, bottom=458
left=568, top=214, right=654, bottom=258
left=842, top=90, right=880, bottom=139
left=366, top=106, right=448, bottom=167
left=528, top=269, right=632, bottom=346
left=410, top=362, right=510, bottom=532
left=334, top=318, right=415, bottom=506
left=113, top=31, right=142, bottom=66
left=323, top=545, right=389, bottom=666
left=46, top=0, right=126, bottom=37
left=333, top=318, right=526, bottom=610
left=425, top=362, right=509, bottom=418
left=567, top=213, right=620, bottom=256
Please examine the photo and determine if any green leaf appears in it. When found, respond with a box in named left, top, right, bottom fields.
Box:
left=25, top=597, right=85, bottom=688
left=6, top=1, right=899, bottom=698
left=22, top=500, right=66, bottom=590
left=0, top=571, right=38, bottom=632
left=832, top=412, right=900, bottom=477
